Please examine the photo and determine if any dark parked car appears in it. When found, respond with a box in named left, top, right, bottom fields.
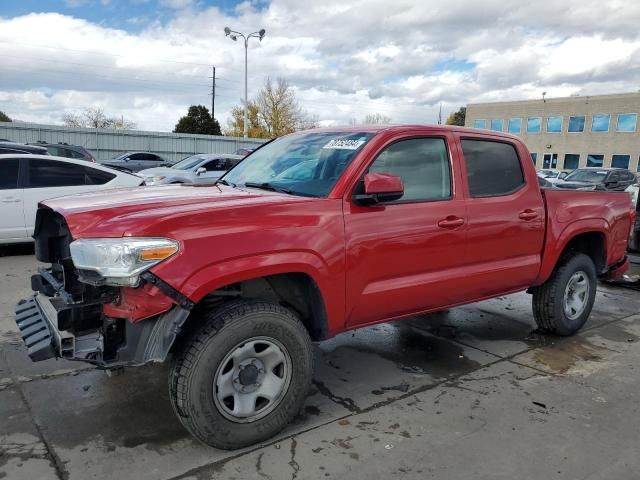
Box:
left=0, top=141, right=48, bottom=155
left=100, top=151, right=170, bottom=173
left=29, top=142, right=96, bottom=162
left=556, top=167, right=637, bottom=191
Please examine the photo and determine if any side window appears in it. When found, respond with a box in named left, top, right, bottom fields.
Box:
left=0, top=159, right=20, bottom=190
left=28, top=159, right=86, bottom=188
left=203, top=159, right=227, bottom=171
left=84, top=166, right=116, bottom=185
left=69, top=149, right=86, bottom=159
left=149, top=154, right=163, bottom=162
left=368, top=137, right=451, bottom=202
left=128, top=153, right=143, bottom=161
left=461, top=139, right=524, bottom=197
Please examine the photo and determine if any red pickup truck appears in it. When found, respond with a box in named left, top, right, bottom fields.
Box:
left=16, top=125, right=634, bottom=449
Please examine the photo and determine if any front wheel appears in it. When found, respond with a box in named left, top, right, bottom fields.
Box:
left=532, top=253, right=597, bottom=336
left=169, top=300, right=314, bottom=449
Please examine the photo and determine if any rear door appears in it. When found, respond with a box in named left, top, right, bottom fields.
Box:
left=23, top=159, right=93, bottom=236
left=343, top=132, right=468, bottom=326
left=0, top=158, right=27, bottom=241
left=456, top=135, right=545, bottom=298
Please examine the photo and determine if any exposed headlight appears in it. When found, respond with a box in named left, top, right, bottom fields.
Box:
left=153, top=176, right=166, bottom=182
left=69, top=238, right=179, bottom=286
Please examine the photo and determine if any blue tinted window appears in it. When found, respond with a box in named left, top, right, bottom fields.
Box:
left=587, top=154, right=604, bottom=167
left=568, top=116, right=585, bottom=132
left=474, top=119, right=487, bottom=129
left=531, top=153, right=537, bottom=165
left=563, top=154, right=580, bottom=170
left=490, top=119, right=503, bottom=131
left=527, top=117, right=541, bottom=133
left=592, top=114, right=610, bottom=132
left=546, top=116, right=562, bottom=133
left=616, top=114, right=637, bottom=132
left=508, top=118, right=521, bottom=134
left=612, top=154, right=630, bottom=168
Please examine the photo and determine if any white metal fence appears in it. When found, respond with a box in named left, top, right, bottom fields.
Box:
left=0, top=121, right=266, bottom=162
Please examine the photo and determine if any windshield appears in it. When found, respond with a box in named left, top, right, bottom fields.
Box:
left=222, top=131, right=376, bottom=197
left=171, top=155, right=211, bottom=170
left=564, top=169, right=607, bottom=184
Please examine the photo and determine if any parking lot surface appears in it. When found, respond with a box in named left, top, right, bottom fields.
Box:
left=1, top=245, right=639, bottom=480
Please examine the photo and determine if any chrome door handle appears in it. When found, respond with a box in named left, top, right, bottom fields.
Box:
left=1, top=199, right=20, bottom=203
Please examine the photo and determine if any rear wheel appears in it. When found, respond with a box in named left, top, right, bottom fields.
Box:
left=532, top=253, right=597, bottom=336
left=169, top=300, right=313, bottom=449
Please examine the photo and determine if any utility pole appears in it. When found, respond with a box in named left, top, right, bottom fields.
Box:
left=209, top=65, right=216, bottom=120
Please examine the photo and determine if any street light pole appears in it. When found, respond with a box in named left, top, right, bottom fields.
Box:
left=224, top=27, right=266, bottom=139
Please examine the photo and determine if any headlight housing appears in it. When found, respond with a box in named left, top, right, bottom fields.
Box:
left=69, top=237, right=179, bottom=286
left=153, top=175, right=166, bottom=182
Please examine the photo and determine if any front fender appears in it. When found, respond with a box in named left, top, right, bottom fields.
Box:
left=177, top=250, right=344, bottom=334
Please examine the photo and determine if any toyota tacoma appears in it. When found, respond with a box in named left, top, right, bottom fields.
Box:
left=15, top=125, right=635, bottom=449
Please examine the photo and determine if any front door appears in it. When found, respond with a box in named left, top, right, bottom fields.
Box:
left=343, top=134, right=468, bottom=327
left=457, top=137, right=545, bottom=298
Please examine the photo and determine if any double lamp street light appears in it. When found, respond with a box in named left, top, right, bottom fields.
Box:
left=224, top=26, right=266, bottom=139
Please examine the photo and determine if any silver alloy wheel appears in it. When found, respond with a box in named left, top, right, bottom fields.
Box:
left=213, top=336, right=292, bottom=423
left=563, top=270, right=590, bottom=320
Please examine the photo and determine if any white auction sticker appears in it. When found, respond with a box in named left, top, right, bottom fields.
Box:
left=323, top=139, right=366, bottom=150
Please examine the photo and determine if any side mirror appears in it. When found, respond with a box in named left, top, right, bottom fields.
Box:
left=196, top=167, right=207, bottom=175
left=354, top=173, right=404, bottom=205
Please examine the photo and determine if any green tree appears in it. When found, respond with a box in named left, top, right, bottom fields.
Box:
left=0, top=111, right=11, bottom=122
left=446, top=107, right=466, bottom=126
left=174, top=105, right=221, bottom=135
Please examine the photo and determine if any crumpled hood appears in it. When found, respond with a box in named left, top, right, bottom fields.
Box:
left=41, top=184, right=311, bottom=238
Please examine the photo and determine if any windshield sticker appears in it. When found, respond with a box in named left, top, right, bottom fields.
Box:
left=323, top=139, right=366, bottom=150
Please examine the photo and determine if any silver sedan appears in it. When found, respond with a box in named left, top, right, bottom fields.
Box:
left=139, top=153, right=243, bottom=185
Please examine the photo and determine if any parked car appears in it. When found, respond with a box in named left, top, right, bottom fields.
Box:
left=139, top=153, right=243, bottom=185
left=556, top=167, right=637, bottom=191
left=16, top=126, right=634, bottom=449
left=627, top=183, right=640, bottom=251
left=0, top=154, right=142, bottom=244
left=234, top=147, right=254, bottom=156
left=100, top=151, right=170, bottom=173
left=0, top=141, right=48, bottom=155
left=29, top=142, right=96, bottom=162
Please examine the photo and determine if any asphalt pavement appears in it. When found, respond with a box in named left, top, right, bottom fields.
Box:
left=1, top=244, right=639, bottom=480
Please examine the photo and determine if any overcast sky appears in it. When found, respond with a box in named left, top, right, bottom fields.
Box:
left=1, top=0, right=639, bottom=132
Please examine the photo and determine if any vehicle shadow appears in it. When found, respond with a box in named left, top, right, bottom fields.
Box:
left=0, top=243, right=35, bottom=257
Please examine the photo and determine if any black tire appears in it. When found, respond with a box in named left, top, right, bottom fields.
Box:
left=532, top=253, right=597, bottom=336
left=169, top=300, right=313, bottom=450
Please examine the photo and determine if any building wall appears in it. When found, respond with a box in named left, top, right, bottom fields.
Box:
left=0, top=121, right=266, bottom=163
left=465, top=92, right=640, bottom=172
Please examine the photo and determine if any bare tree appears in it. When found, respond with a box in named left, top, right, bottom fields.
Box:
left=362, top=113, right=392, bottom=124
left=62, top=108, right=136, bottom=130
left=255, top=77, right=304, bottom=137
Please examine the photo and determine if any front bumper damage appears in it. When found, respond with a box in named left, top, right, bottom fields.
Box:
left=15, top=276, right=190, bottom=368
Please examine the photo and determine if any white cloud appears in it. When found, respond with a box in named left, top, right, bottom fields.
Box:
left=1, top=0, right=640, bottom=130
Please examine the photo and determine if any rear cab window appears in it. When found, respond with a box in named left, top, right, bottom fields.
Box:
left=460, top=139, right=525, bottom=197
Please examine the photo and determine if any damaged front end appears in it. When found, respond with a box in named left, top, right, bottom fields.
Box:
left=15, top=208, right=191, bottom=368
